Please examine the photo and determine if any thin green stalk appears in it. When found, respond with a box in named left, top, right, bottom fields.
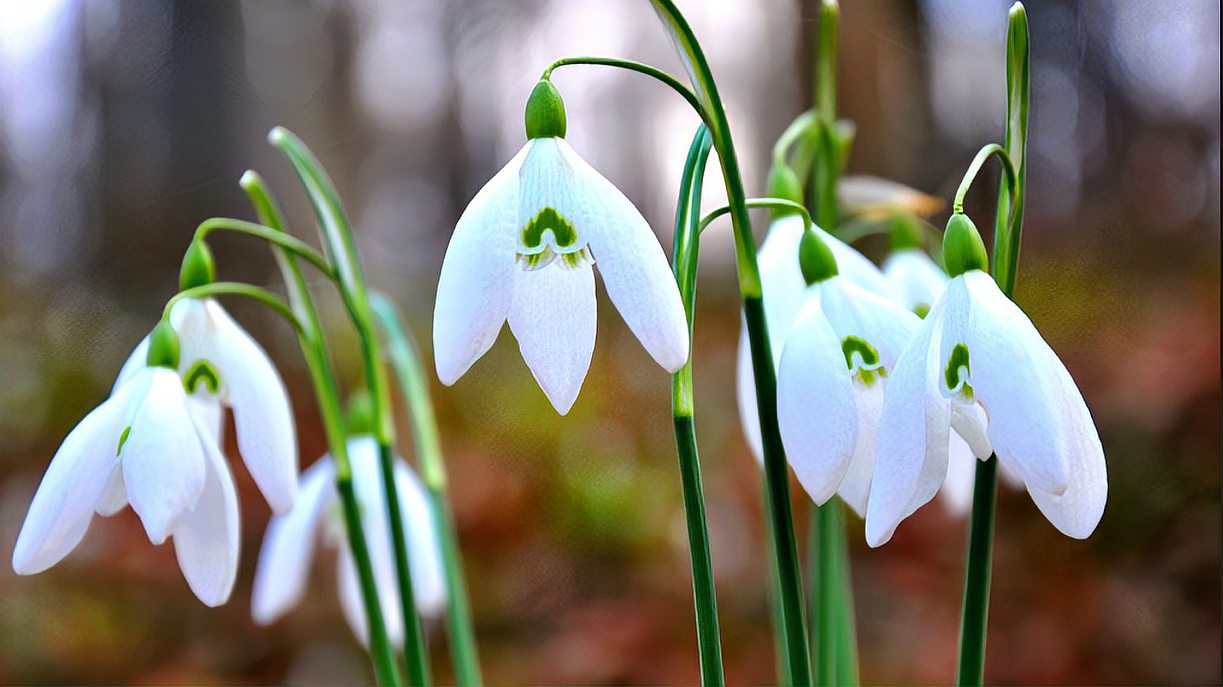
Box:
left=813, top=504, right=837, bottom=687
left=542, top=57, right=705, bottom=120
left=371, top=294, right=483, bottom=687
left=194, top=217, right=333, bottom=275
left=649, top=3, right=813, bottom=683
left=670, top=125, right=725, bottom=687
left=268, top=129, right=430, bottom=686
left=238, top=172, right=402, bottom=686
left=165, top=282, right=300, bottom=333
left=697, top=198, right=811, bottom=235
left=832, top=502, right=859, bottom=687
left=810, top=0, right=840, bottom=233
left=956, top=6, right=1028, bottom=686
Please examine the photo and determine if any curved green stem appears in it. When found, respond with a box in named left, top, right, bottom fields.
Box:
left=957, top=7, right=1028, bottom=687
left=194, top=217, right=334, bottom=276
left=697, top=198, right=811, bottom=235
left=542, top=57, right=706, bottom=123
left=670, top=125, right=725, bottom=686
left=952, top=144, right=1017, bottom=216
left=239, top=172, right=402, bottom=686
left=268, top=129, right=430, bottom=686
left=371, top=294, right=483, bottom=687
left=773, top=110, right=819, bottom=167
left=164, top=282, right=301, bottom=333
left=648, top=2, right=813, bottom=684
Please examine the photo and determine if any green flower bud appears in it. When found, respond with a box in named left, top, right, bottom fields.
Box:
left=767, top=163, right=804, bottom=209
left=799, top=228, right=839, bottom=285
left=942, top=212, right=989, bottom=277
left=179, top=240, right=216, bottom=291
left=344, top=389, right=377, bottom=437
left=524, top=80, right=567, bottom=140
left=146, top=320, right=181, bottom=370
left=888, top=213, right=925, bottom=251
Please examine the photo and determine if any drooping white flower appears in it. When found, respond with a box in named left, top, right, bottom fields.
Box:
left=736, top=215, right=896, bottom=461
left=775, top=267, right=921, bottom=516
left=251, top=436, right=446, bottom=649
left=116, top=297, right=298, bottom=513
left=434, top=81, right=688, bottom=415
left=865, top=268, right=1107, bottom=546
left=12, top=363, right=240, bottom=607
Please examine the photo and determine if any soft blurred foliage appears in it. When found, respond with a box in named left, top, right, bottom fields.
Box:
left=1, top=0, right=1218, bottom=684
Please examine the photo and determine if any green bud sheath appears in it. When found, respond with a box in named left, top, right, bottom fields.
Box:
left=179, top=240, right=216, bottom=291
left=767, top=163, right=804, bottom=211
left=344, top=389, right=377, bottom=437
left=799, top=228, right=839, bottom=285
left=524, top=80, right=567, bottom=140
left=146, top=320, right=181, bottom=370
left=888, top=213, right=925, bottom=251
left=942, top=212, right=989, bottom=277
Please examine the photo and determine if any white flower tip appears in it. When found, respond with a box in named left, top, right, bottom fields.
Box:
left=656, top=337, right=690, bottom=375
left=864, top=518, right=896, bottom=548
left=192, top=582, right=233, bottom=608
left=11, top=547, right=42, bottom=576
left=545, top=387, right=579, bottom=416
left=265, top=480, right=298, bottom=516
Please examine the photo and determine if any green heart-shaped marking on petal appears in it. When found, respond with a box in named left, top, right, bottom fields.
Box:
left=944, top=342, right=974, bottom=397
left=521, top=207, right=577, bottom=251
left=184, top=359, right=222, bottom=395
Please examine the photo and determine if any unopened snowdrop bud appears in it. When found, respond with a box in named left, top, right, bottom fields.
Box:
left=799, top=228, right=839, bottom=285
left=888, top=213, right=924, bottom=252
left=344, top=390, right=377, bottom=437
left=146, top=320, right=181, bottom=369
left=434, top=78, right=688, bottom=415
left=179, top=240, right=216, bottom=291
left=942, top=212, right=989, bottom=277
left=524, top=79, right=567, bottom=140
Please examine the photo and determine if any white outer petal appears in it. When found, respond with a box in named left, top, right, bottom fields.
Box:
left=542, top=139, right=689, bottom=373
left=865, top=300, right=949, bottom=547
left=951, top=272, right=1071, bottom=496
left=882, top=249, right=949, bottom=313
left=395, top=461, right=447, bottom=619
left=180, top=299, right=298, bottom=514
left=819, top=227, right=895, bottom=300
left=112, top=336, right=149, bottom=394
left=12, top=379, right=142, bottom=574
left=252, top=455, right=337, bottom=624
left=433, top=146, right=524, bottom=385
left=817, top=277, right=921, bottom=369
left=777, top=299, right=857, bottom=507
left=508, top=261, right=597, bottom=415
left=736, top=217, right=810, bottom=463
left=173, top=415, right=240, bottom=607
left=121, top=368, right=207, bottom=545
left=94, top=466, right=128, bottom=517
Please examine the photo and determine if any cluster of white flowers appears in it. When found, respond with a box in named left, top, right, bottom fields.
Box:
left=737, top=214, right=1106, bottom=546
left=12, top=294, right=446, bottom=640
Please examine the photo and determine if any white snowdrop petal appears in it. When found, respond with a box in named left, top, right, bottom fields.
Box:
left=433, top=146, right=524, bottom=385
left=549, top=140, right=689, bottom=373
left=882, top=249, right=949, bottom=313
left=950, top=401, right=992, bottom=459
left=838, top=380, right=886, bottom=517
left=957, top=272, right=1072, bottom=496
left=939, top=431, right=979, bottom=515
left=777, top=302, right=858, bottom=506
left=121, top=369, right=207, bottom=546
left=94, top=466, right=128, bottom=517
left=252, top=455, right=337, bottom=624
left=818, top=278, right=921, bottom=368
left=112, top=336, right=149, bottom=394
left=508, top=260, right=596, bottom=415
left=173, top=419, right=240, bottom=607
left=185, top=300, right=298, bottom=514
left=337, top=546, right=371, bottom=648
left=12, top=380, right=141, bottom=574
left=395, top=461, right=447, bottom=619
left=735, top=326, right=764, bottom=464
left=866, top=304, right=949, bottom=547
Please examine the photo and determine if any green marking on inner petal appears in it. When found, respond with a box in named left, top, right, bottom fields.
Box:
left=521, top=207, right=577, bottom=250
left=184, top=359, right=221, bottom=394
left=913, top=303, right=931, bottom=318
left=842, top=336, right=881, bottom=370
left=116, top=425, right=132, bottom=457
left=944, top=342, right=974, bottom=396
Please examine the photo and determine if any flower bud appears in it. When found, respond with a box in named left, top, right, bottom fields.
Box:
left=767, top=163, right=804, bottom=209
left=799, top=228, right=839, bottom=285
left=888, top=213, right=924, bottom=251
left=524, top=80, right=567, bottom=140
left=179, top=240, right=216, bottom=291
left=344, top=389, right=377, bottom=438
left=146, top=320, right=181, bottom=370
left=942, top=212, right=989, bottom=277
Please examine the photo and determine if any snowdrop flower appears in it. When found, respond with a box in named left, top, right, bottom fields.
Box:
left=866, top=214, right=1106, bottom=546
left=736, top=213, right=896, bottom=461
left=881, top=216, right=951, bottom=318
left=12, top=322, right=241, bottom=606
left=115, top=242, right=297, bottom=513
left=774, top=230, right=921, bottom=514
left=251, top=436, right=446, bottom=648
left=434, top=80, right=688, bottom=414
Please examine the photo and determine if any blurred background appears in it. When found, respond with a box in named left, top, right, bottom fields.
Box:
left=1, top=0, right=1218, bottom=684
